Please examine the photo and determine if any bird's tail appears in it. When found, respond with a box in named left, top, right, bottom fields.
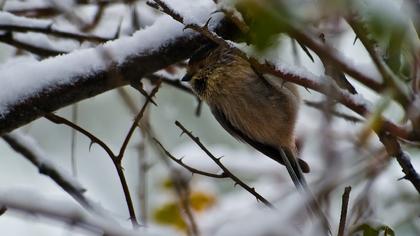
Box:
left=279, top=148, right=331, bottom=235
left=280, top=148, right=308, bottom=191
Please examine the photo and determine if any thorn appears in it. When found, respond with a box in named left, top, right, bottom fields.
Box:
left=397, top=175, right=407, bottom=181
left=305, top=87, right=311, bottom=93
left=179, top=157, right=184, bottom=163
left=113, top=16, right=124, bottom=39
left=216, top=156, right=223, bottom=161
left=183, top=24, right=193, bottom=31
left=203, top=17, right=213, bottom=29
left=89, top=141, right=94, bottom=152
left=46, top=23, right=53, bottom=30
left=234, top=182, right=238, bottom=187
left=353, top=35, right=358, bottom=45
left=117, top=164, right=125, bottom=171
left=179, top=131, right=186, bottom=137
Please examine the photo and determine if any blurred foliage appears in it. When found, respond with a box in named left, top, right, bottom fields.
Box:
left=235, top=0, right=291, bottom=50
left=153, top=202, right=187, bottom=231
left=153, top=190, right=216, bottom=232
left=351, top=223, right=395, bottom=236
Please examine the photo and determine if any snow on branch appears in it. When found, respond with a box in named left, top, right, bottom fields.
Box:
left=0, top=191, right=140, bottom=236
left=0, top=11, right=113, bottom=42
left=2, top=131, right=91, bottom=209
left=0, top=0, right=232, bottom=135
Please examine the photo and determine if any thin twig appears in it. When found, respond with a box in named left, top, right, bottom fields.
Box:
left=2, top=133, right=92, bottom=210
left=305, top=100, right=363, bottom=123
left=379, top=133, right=420, bottom=193
left=346, top=17, right=409, bottom=107
left=45, top=110, right=146, bottom=227
left=117, top=81, right=161, bottom=164
left=154, top=138, right=228, bottom=178
left=44, top=113, right=116, bottom=161
left=117, top=87, right=150, bottom=224
left=0, top=32, right=67, bottom=57
left=146, top=74, right=194, bottom=95
left=174, top=121, right=274, bottom=208
left=118, top=86, right=199, bottom=235
left=0, top=22, right=113, bottom=43
left=338, top=186, right=352, bottom=236
left=71, top=104, right=78, bottom=177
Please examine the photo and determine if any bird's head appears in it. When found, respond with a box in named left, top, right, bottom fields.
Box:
left=182, top=45, right=236, bottom=100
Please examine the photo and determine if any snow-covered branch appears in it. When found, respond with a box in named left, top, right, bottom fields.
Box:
left=0, top=191, right=137, bottom=236
left=2, top=131, right=91, bottom=209
left=0, top=6, right=233, bottom=135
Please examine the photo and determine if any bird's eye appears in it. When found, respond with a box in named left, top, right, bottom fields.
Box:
left=193, top=77, right=207, bottom=94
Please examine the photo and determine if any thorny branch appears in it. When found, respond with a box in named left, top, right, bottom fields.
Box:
left=379, top=133, right=420, bottom=193
left=154, top=138, right=228, bottom=179
left=117, top=81, right=161, bottom=164
left=173, top=121, right=274, bottom=208
left=44, top=84, right=162, bottom=228
left=150, top=136, right=200, bottom=236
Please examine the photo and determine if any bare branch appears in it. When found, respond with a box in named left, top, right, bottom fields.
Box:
left=305, top=100, right=363, bottom=123
left=117, top=82, right=161, bottom=163
left=154, top=138, right=228, bottom=178
left=44, top=113, right=116, bottom=161
left=338, top=186, right=352, bottom=236
left=2, top=132, right=93, bottom=210
left=379, top=133, right=420, bottom=193
left=174, top=121, right=274, bottom=208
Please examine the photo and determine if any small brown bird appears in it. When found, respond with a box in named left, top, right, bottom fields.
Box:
left=182, top=45, right=310, bottom=184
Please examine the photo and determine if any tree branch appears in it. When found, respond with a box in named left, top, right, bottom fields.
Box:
left=2, top=132, right=93, bottom=210
left=174, top=121, right=274, bottom=208
left=0, top=15, right=234, bottom=135
left=338, top=186, right=351, bottom=236
left=154, top=138, right=228, bottom=178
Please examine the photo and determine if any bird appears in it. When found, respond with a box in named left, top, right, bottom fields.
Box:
left=181, top=44, right=310, bottom=186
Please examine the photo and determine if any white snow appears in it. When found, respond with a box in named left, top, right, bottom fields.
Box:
left=0, top=190, right=176, bottom=236
left=0, top=11, right=51, bottom=28
left=14, top=32, right=79, bottom=52
left=4, top=0, right=51, bottom=12
left=0, top=0, right=218, bottom=117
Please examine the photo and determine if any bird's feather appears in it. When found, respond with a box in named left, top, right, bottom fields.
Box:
left=211, top=106, right=310, bottom=174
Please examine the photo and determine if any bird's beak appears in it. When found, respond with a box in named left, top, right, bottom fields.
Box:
left=181, top=74, right=192, bottom=82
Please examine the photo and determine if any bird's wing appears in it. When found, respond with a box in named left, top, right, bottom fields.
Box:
left=210, top=106, right=310, bottom=173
